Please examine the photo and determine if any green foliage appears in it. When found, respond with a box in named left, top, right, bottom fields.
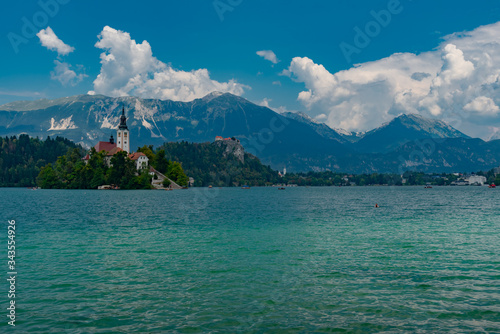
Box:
left=137, top=145, right=155, bottom=161
left=37, top=146, right=152, bottom=190
left=37, top=164, right=59, bottom=189
left=108, top=151, right=137, bottom=188
left=157, top=141, right=280, bottom=187
left=167, top=161, right=188, bottom=187
left=162, top=178, right=171, bottom=188
left=34, top=139, right=190, bottom=190
left=154, top=149, right=170, bottom=174
left=0, top=135, right=79, bottom=187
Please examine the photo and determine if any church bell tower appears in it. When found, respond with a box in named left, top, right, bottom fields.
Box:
left=117, top=106, right=130, bottom=153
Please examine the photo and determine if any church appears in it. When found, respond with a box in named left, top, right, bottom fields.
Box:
left=83, top=107, right=149, bottom=170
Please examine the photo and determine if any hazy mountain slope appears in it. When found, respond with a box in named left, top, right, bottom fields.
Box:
left=281, top=111, right=349, bottom=144
left=354, top=114, right=469, bottom=153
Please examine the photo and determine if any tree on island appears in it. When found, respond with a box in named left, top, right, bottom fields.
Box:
left=167, top=161, right=188, bottom=187
left=137, top=145, right=188, bottom=187
left=36, top=147, right=153, bottom=190
left=162, top=178, right=171, bottom=188
left=154, top=149, right=170, bottom=174
left=36, top=142, right=192, bottom=190
left=107, top=151, right=137, bottom=188
left=136, top=145, right=155, bottom=161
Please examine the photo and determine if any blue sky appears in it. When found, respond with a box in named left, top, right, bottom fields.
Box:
left=2, top=0, right=500, bottom=138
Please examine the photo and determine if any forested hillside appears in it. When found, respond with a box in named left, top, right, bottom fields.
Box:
left=0, top=135, right=79, bottom=187
left=158, top=141, right=280, bottom=187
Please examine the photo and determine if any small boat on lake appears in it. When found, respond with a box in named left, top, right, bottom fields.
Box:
left=242, top=185, right=250, bottom=189
left=489, top=184, right=496, bottom=188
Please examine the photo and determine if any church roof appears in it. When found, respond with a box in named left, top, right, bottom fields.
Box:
left=106, top=147, right=123, bottom=156
left=94, top=141, right=117, bottom=153
left=128, top=152, right=147, bottom=160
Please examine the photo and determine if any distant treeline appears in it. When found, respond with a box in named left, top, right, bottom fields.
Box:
left=281, top=170, right=500, bottom=187
left=0, top=135, right=78, bottom=187
left=282, top=171, right=403, bottom=187
left=2, top=135, right=499, bottom=188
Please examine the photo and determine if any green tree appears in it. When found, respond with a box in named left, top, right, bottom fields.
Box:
left=90, top=168, right=106, bottom=189
left=168, top=161, right=188, bottom=187
left=1, top=135, right=78, bottom=187
left=162, top=178, right=171, bottom=188
left=108, top=151, right=137, bottom=189
left=137, top=170, right=153, bottom=189
left=137, top=145, right=155, bottom=161
left=154, top=149, right=170, bottom=174
left=37, top=164, right=59, bottom=189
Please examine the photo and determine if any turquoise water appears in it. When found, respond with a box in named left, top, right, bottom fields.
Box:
left=1, top=186, right=499, bottom=333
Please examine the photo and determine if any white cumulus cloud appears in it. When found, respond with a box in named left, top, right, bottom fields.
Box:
left=285, top=21, right=500, bottom=139
left=51, top=61, right=86, bottom=86
left=256, top=50, right=279, bottom=64
left=464, top=96, right=500, bottom=115
left=89, top=26, right=248, bottom=101
left=37, top=27, right=74, bottom=56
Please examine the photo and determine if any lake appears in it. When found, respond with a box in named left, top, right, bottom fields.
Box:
left=1, top=186, right=499, bottom=333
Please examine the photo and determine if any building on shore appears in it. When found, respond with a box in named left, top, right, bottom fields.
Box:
left=450, top=179, right=469, bottom=186
left=450, top=175, right=487, bottom=186
left=466, top=175, right=487, bottom=186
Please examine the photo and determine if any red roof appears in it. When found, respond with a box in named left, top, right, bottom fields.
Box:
left=106, top=147, right=123, bottom=156
left=128, top=152, right=147, bottom=160
left=94, top=141, right=117, bottom=153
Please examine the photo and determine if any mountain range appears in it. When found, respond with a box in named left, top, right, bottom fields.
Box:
left=1, top=92, right=499, bottom=173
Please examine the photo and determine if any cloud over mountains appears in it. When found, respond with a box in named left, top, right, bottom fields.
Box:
left=285, top=21, right=500, bottom=139
left=88, top=26, right=248, bottom=102
left=32, top=21, right=500, bottom=140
